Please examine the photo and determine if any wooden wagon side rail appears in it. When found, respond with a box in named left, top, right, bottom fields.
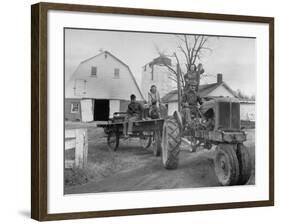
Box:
left=97, top=118, right=164, bottom=130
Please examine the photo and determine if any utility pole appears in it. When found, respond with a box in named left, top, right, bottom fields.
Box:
left=176, top=63, right=182, bottom=112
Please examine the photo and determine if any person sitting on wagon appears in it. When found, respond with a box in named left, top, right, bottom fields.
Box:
left=148, top=85, right=161, bottom=119
left=123, top=94, right=143, bottom=137
left=181, top=80, right=202, bottom=127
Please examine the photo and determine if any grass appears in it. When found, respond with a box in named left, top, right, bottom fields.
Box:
left=64, top=126, right=148, bottom=187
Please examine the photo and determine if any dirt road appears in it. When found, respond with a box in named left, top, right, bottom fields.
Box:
left=65, top=126, right=255, bottom=194
left=66, top=149, right=220, bottom=194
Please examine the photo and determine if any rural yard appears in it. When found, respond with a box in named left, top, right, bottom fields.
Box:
left=64, top=122, right=255, bottom=194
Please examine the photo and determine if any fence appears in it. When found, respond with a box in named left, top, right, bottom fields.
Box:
left=65, top=128, right=88, bottom=169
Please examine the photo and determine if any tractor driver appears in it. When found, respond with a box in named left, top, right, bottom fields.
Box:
left=123, top=94, right=143, bottom=137
left=181, top=80, right=202, bottom=126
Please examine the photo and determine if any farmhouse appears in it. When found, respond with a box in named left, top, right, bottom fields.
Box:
left=65, top=51, right=144, bottom=122
left=162, top=74, right=255, bottom=121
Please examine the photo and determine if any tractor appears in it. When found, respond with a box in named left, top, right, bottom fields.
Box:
left=161, top=94, right=252, bottom=186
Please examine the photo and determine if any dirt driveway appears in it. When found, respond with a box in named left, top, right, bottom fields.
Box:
left=65, top=124, right=255, bottom=194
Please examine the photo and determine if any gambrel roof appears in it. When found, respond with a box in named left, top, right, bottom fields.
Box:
left=66, top=51, right=144, bottom=100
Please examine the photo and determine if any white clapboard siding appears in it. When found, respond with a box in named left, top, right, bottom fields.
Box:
left=65, top=128, right=88, bottom=169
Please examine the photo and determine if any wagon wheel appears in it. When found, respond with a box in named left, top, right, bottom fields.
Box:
left=139, top=132, right=152, bottom=149
left=161, top=117, right=181, bottom=169
left=152, top=130, right=161, bottom=157
left=107, top=132, right=119, bottom=152
left=236, top=143, right=252, bottom=185
left=214, top=144, right=240, bottom=186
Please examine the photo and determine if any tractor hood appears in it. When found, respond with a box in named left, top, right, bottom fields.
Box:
left=200, top=97, right=239, bottom=114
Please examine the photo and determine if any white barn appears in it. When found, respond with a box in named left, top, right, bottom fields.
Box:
left=65, top=51, right=144, bottom=122
left=162, top=74, right=255, bottom=121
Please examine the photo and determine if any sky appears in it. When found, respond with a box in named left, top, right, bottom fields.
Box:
left=65, top=28, right=256, bottom=96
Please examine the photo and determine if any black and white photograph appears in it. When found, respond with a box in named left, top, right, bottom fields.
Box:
left=64, top=28, right=256, bottom=194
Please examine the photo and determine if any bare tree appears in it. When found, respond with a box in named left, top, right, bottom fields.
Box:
left=236, top=89, right=256, bottom=101
left=156, top=34, right=214, bottom=89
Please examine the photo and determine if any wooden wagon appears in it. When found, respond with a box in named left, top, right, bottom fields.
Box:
left=97, top=112, right=164, bottom=156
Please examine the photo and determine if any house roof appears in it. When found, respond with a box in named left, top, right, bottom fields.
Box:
left=66, top=51, right=145, bottom=100
left=161, top=89, right=178, bottom=103
left=162, top=81, right=238, bottom=103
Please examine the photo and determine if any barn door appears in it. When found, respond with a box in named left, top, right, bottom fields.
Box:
left=80, top=99, right=93, bottom=122
left=109, top=100, right=120, bottom=118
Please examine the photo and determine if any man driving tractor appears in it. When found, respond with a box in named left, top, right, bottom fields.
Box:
left=181, top=80, right=202, bottom=127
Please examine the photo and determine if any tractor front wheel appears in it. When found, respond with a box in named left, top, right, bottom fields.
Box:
left=214, top=144, right=239, bottom=186
left=161, top=117, right=181, bottom=169
left=236, top=143, right=252, bottom=185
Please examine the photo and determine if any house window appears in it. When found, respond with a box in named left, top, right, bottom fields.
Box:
left=91, top=66, right=97, bottom=77
left=114, top=68, right=120, bottom=78
left=70, top=103, right=79, bottom=113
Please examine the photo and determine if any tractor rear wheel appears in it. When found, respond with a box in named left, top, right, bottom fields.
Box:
left=236, top=143, right=252, bottom=185
left=214, top=144, right=239, bottom=186
left=161, top=117, right=181, bottom=169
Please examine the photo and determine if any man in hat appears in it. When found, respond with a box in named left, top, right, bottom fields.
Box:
left=123, top=94, right=143, bottom=137
left=181, top=80, right=202, bottom=126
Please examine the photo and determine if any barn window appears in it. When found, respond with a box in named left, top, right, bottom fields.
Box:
left=70, top=103, right=79, bottom=113
left=91, top=66, right=97, bottom=77
left=114, top=68, right=120, bottom=78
